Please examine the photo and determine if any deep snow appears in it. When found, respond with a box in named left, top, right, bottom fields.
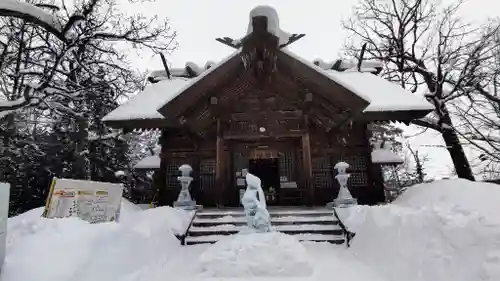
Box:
left=2, top=180, right=500, bottom=281
left=345, top=179, right=500, bottom=281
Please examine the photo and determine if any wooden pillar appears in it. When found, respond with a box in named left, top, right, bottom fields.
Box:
left=192, top=142, right=201, bottom=205
left=155, top=130, right=169, bottom=206
left=215, top=119, right=226, bottom=207
left=301, top=115, right=314, bottom=206
left=364, top=122, right=385, bottom=205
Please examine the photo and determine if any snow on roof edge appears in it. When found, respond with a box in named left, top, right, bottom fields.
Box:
left=155, top=50, right=241, bottom=112
left=102, top=77, right=191, bottom=122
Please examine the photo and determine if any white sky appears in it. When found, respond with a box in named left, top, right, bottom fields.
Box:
left=124, top=0, right=500, bottom=180
left=128, top=0, right=500, bottom=71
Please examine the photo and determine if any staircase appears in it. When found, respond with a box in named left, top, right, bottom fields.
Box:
left=184, top=207, right=345, bottom=245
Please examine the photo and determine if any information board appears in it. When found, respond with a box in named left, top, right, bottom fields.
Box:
left=43, top=178, right=123, bottom=223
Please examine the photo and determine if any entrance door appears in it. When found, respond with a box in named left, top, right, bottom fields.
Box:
left=248, top=158, right=280, bottom=205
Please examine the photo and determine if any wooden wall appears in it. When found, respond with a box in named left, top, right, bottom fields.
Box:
left=153, top=121, right=385, bottom=207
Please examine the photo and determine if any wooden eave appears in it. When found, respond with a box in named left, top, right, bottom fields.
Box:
left=103, top=118, right=179, bottom=131
left=156, top=52, right=244, bottom=121
left=358, top=109, right=433, bottom=123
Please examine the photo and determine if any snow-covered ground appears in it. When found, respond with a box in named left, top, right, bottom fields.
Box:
left=2, top=180, right=500, bottom=281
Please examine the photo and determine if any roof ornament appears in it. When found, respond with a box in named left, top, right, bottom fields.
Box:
left=356, top=43, right=367, bottom=72
left=159, top=53, right=171, bottom=79
left=215, top=6, right=305, bottom=79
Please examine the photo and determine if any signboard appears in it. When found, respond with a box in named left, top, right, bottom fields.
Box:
left=43, top=178, right=123, bottom=223
left=0, top=182, right=10, bottom=273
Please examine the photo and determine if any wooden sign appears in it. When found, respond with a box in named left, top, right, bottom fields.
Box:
left=249, top=148, right=278, bottom=159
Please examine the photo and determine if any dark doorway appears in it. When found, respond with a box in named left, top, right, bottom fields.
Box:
left=248, top=158, right=280, bottom=205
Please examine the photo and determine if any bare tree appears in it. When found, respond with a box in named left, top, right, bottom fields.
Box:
left=0, top=0, right=176, bottom=114
left=342, top=0, right=500, bottom=180
left=448, top=29, right=500, bottom=178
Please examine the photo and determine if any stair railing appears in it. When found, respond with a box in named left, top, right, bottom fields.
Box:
left=332, top=207, right=356, bottom=247
left=179, top=209, right=198, bottom=246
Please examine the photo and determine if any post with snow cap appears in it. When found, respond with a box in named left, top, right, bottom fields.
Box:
left=333, top=162, right=357, bottom=207
left=173, top=164, right=198, bottom=210
left=0, top=182, right=10, bottom=273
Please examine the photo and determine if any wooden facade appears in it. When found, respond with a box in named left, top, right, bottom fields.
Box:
left=152, top=60, right=385, bottom=207
left=104, top=10, right=433, bottom=208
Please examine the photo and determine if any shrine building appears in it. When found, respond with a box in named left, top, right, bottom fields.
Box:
left=102, top=6, right=433, bottom=207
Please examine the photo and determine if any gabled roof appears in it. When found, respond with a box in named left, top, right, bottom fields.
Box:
left=103, top=51, right=432, bottom=129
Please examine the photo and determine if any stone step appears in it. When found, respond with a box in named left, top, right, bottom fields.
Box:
left=185, top=233, right=345, bottom=245
left=197, top=209, right=333, bottom=218
left=192, top=215, right=337, bottom=227
left=188, top=224, right=343, bottom=236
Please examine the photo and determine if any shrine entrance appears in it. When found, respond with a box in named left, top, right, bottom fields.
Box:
left=249, top=157, right=280, bottom=205
left=230, top=140, right=301, bottom=207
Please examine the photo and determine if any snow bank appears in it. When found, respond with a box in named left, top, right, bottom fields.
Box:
left=346, top=179, right=500, bottom=281
left=199, top=232, right=313, bottom=278
left=394, top=179, right=500, bottom=222
left=2, top=204, right=193, bottom=281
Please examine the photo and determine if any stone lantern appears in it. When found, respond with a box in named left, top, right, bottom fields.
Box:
left=173, top=164, right=197, bottom=210
left=332, top=162, right=357, bottom=208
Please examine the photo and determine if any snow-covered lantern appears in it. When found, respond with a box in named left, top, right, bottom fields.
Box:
left=174, top=164, right=198, bottom=210
left=334, top=161, right=349, bottom=175
left=332, top=162, right=357, bottom=208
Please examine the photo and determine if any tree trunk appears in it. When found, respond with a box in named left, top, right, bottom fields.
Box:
left=440, top=113, right=475, bottom=180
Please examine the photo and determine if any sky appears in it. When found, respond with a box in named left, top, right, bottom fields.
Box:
left=122, top=0, right=500, bottom=180
left=127, top=0, right=500, bottom=71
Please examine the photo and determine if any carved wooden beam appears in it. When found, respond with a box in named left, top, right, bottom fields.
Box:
left=229, top=110, right=302, bottom=122
left=279, top=34, right=306, bottom=49
left=159, top=53, right=171, bottom=79
left=215, top=36, right=243, bottom=49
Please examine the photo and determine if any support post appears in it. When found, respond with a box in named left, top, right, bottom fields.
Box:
left=301, top=115, right=314, bottom=206
left=215, top=119, right=226, bottom=207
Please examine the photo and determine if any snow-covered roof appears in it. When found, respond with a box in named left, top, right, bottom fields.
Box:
left=104, top=49, right=431, bottom=126
left=371, top=148, right=404, bottom=165
left=155, top=51, right=240, bottom=111
left=134, top=155, right=160, bottom=169
left=150, top=61, right=216, bottom=80
left=327, top=71, right=433, bottom=113
left=281, top=49, right=433, bottom=113
left=102, top=78, right=191, bottom=122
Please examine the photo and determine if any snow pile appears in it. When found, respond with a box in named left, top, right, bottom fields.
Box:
left=199, top=232, right=313, bottom=278
left=394, top=179, right=500, bottom=222
left=346, top=179, right=500, bottom=281
left=2, top=204, right=193, bottom=281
